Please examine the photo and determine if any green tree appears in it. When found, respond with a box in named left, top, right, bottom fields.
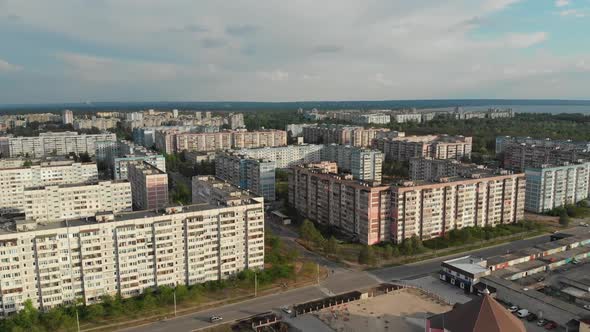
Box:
left=85, top=303, right=105, bottom=322
left=358, top=245, right=376, bottom=265
left=324, top=236, right=339, bottom=255
left=559, top=211, right=570, bottom=226
left=402, top=239, right=414, bottom=255
left=383, top=244, right=394, bottom=260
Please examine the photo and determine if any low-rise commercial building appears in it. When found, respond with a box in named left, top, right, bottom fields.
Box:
left=0, top=160, right=99, bottom=214
left=524, top=162, right=590, bottom=213
left=0, top=181, right=264, bottom=315
left=373, top=135, right=472, bottom=162
left=23, top=180, right=132, bottom=223
left=128, top=162, right=169, bottom=210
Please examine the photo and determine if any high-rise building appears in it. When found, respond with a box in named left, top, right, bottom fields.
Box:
left=232, top=144, right=324, bottom=168
left=128, top=162, right=169, bottom=210
left=373, top=135, right=472, bottom=162
left=0, top=160, right=99, bottom=214
left=285, top=123, right=317, bottom=138
left=410, top=157, right=495, bottom=181
left=62, top=109, right=73, bottom=125
left=501, top=142, right=589, bottom=172
left=321, top=144, right=384, bottom=183
left=167, top=130, right=287, bottom=154
left=302, top=125, right=389, bottom=147
left=172, top=109, right=179, bottom=118
left=228, top=113, right=245, bottom=129
left=215, top=152, right=276, bottom=202
left=288, top=162, right=391, bottom=245
left=524, top=162, right=590, bottom=213
left=0, top=182, right=264, bottom=315
left=391, top=173, right=525, bottom=243
left=23, top=180, right=132, bottom=223
left=495, top=136, right=590, bottom=154
left=7, top=132, right=117, bottom=158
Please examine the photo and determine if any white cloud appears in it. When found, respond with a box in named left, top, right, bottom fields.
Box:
left=560, top=9, right=586, bottom=17
left=257, top=70, right=289, bottom=81
left=0, top=58, right=22, bottom=72
left=506, top=32, right=548, bottom=48
left=372, top=73, right=396, bottom=87
left=555, top=0, right=570, bottom=7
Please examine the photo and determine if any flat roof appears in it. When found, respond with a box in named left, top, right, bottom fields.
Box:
left=493, top=260, right=547, bottom=279
left=443, top=256, right=488, bottom=275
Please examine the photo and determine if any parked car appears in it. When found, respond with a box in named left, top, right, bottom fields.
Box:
left=516, top=309, right=529, bottom=318
left=509, top=305, right=519, bottom=313
left=544, top=321, right=558, bottom=330
left=526, top=313, right=538, bottom=321
left=209, top=316, right=223, bottom=323
left=584, top=304, right=590, bottom=310
left=537, top=319, right=548, bottom=326
left=281, top=306, right=293, bottom=314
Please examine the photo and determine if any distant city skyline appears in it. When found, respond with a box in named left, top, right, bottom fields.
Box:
left=1, top=1, right=589, bottom=103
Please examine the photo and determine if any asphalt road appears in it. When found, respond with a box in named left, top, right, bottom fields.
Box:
left=122, top=226, right=586, bottom=332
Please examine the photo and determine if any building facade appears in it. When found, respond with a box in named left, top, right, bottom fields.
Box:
left=0, top=161, right=99, bottom=214
left=501, top=142, right=589, bottom=172
left=373, top=135, right=473, bottom=162
left=288, top=163, right=391, bottom=245
left=128, top=162, right=169, bottom=210
left=391, top=173, right=526, bottom=243
left=410, top=157, right=495, bottom=181
left=163, top=130, right=287, bottom=154
left=302, top=125, right=389, bottom=147
left=61, top=110, right=73, bottom=125
left=8, top=132, right=117, bottom=158
left=524, top=163, right=590, bottom=213
left=0, top=191, right=264, bottom=315
left=23, top=181, right=132, bottom=223
left=233, top=144, right=324, bottom=168
left=321, top=144, right=384, bottom=183
left=215, top=153, right=276, bottom=202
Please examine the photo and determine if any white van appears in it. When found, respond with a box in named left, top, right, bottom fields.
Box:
left=516, top=309, right=529, bottom=318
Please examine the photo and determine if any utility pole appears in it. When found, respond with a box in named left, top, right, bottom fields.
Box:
left=173, top=291, right=177, bottom=316
left=316, top=263, right=320, bottom=285
left=255, top=272, right=258, bottom=297
left=76, top=310, right=80, bottom=332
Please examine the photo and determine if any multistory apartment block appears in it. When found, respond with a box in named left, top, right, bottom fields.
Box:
left=62, top=109, right=73, bottom=125
left=8, top=132, right=117, bottom=158
left=0, top=161, right=98, bottom=214
left=501, top=141, right=590, bottom=171
left=355, top=113, right=391, bottom=125
left=321, top=144, right=384, bottom=183
left=169, top=130, right=287, bottom=154
left=373, top=135, right=472, bottom=162
left=285, top=123, right=317, bottom=138
left=0, top=187, right=264, bottom=315
left=524, top=163, right=590, bottom=213
left=391, top=113, right=423, bottom=123
left=228, top=113, right=245, bottom=129
left=215, top=153, right=276, bottom=202
left=391, top=173, right=525, bottom=243
left=128, top=162, right=169, bottom=210
left=232, top=144, right=324, bottom=168
left=302, top=125, right=389, bottom=147
left=23, top=181, right=132, bottom=223
left=73, top=117, right=119, bottom=130
left=410, top=157, right=494, bottom=181
left=288, top=163, right=391, bottom=245
left=496, top=136, right=590, bottom=154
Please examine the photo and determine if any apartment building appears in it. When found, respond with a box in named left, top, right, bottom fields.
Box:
left=228, top=113, right=245, bottom=129
left=501, top=142, right=590, bottom=171
left=391, top=173, right=526, bottom=243
left=0, top=186, right=264, bottom=315
left=410, top=157, right=495, bottom=181
left=128, top=162, right=169, bottom=210
left=285, top=123, right=317, bottom=138
left=232, top=144, right=324, bottom=168
left=169, top=130, right=287, bottom=154
left=215, top=152, right=276, bottom=202
left=0, top=161, right=98, bottom=214
left=373, top=134, right=472, bottom=162
left=62, top=109, right=73, bottom=125
left=73, top=117, right=119, bottom=130
left=302, top=125, right=389, bottom=147
left=391, top=113, right=423, bottom=123
left=496, top=136, right=590, bottom=154
left=23, top=181, right=132, bottom=223
left=113, top=155, right=166, bottom=180
left=288, top=162, right=391, bottom=245
left=7, top=132, right=117, bottom=158
left=354, top=113, right=391, bottom=125
left=321, top=144, right=384, bottom=182
left=525, top=162, right=590, bottom=213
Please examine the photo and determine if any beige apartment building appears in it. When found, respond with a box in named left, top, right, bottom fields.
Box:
left=0, top=184, right=264, bottom=315
left=502, top=142, right=590, bottom=171
left=391, top=173, right=526, bottom=243
left=288, top=162, right=391, bottom=245
left=410, top=157, right=493, bottom=181
left=373, top=134, right=472, bottom=162
left=0, top=160, right=99, bottom=214
left=302, top=125, right=390, bottom=147
left=23, top=181, right=132, bottom=223
left=7, top=132, right=117, bottom=158
left=128, top=162, right=169, bottom=210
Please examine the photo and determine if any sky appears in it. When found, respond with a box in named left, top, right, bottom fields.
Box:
left=0, top=0, right=589, bottom=104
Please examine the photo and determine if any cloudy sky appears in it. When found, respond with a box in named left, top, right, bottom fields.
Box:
left=0, top=0, right=589, bottom=104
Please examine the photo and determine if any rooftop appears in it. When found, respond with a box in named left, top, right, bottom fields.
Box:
left=442, top=256, right=489, bottom=276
